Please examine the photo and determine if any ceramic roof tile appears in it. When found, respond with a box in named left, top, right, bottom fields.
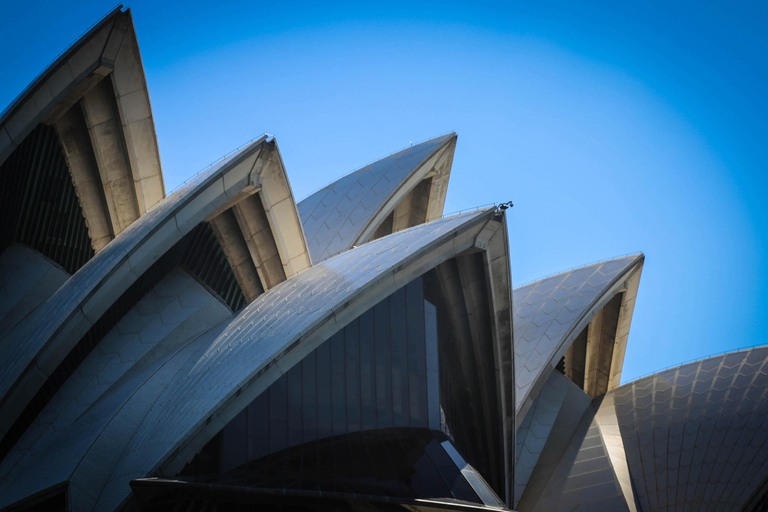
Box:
left=297, top=134, right=455, bottom=262
left=608, top=347, right=768, bottom=512
left=0, top=138, right=266, bottom=405
left=513, top=256, right=641, bottom=412
left=0, top=210, right=492, bottom=510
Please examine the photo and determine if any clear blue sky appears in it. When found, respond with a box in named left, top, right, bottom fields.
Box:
left=1, top=1, right=766, bottom=383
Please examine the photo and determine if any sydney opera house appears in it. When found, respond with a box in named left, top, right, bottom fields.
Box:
left=1, top=6, right=767, bottom=512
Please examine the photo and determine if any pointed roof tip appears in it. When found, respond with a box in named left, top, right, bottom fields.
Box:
left=298, top=132, right=461, bottom=263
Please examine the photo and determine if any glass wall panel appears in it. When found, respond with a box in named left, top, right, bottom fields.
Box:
left=389, top=286, right=409, bottom=427
left=301, top=351, right=318, bottom=443
left=316, top=342, right=332, bottom=439
left=180, top=429, right=485, bottom=505
left=247, top=391, right=270, bottom=461
left=374, top=300, right=392, bottom=428
left=269, top=376, right=288, bottom=453
left=359, top=310, right=376, bottom=430
left=406, top=280, right=427, bottom=427
left=287, top=364, right=303, bottom=447
left=182, top=275, right=493, bottom=491
left=221, top=407, right=247, bottom=472
left=344, top=321, right=361, bottom=432
left=330, top=332, right=346, bottom=435
left=425, top=300, right=440, bottom=430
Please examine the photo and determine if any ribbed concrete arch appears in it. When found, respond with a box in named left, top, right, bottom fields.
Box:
left=2, top=209, right=512, bottom=511
left=153, top=210, right=498, bottom=471
left=513, top=255, right=644, bottom=426
left=0, top=137, right=270, bottom=446
left=209, top=139, right=312, bottom=301
left=0, top=6, right=164, bottom=252
left=298, top=133, right=457, bottom=262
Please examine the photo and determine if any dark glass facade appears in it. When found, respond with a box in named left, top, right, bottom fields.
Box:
left=178, top=269, right=507, bottom=508
left=0, top=124, right=94, bottom=274
left=181, top=429, right=495, bottom=505
left=185, top=276, right=440, bottom=473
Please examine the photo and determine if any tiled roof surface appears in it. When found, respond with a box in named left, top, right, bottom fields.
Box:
left=0, top=139, right=265, bottom=404
left=0, top=269, right=230, bottom=488
left=298, top=134, right=454, bottom=262
left=612, top=347, right=768, bottom=512
left=0, top=210, right=492, bottom=510
left=0, top=244, right=68, bottom=339
left=513, top=256, right=641, bottom=413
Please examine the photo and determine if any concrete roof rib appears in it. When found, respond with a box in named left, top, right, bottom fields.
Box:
left=513, top=255, right=644, bottom=418
left=298, top=133, right=456, bottom=262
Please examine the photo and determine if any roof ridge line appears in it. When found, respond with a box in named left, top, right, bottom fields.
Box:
left=620, top=344, right=768, bottom=385
left=297, top=131, right=457, bottom=203
left=515, top=253, right=644, bottom=289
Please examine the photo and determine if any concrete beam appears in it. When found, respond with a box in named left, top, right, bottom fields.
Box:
left=425, top=136, right=456, bottom=222
left=209, top=212, right=264, bottom=302
left=256, top=141, right=312, bottom=278
left=80, top=78, right=141, bottom=235
left=392, top=177, right=432, bottom=233
left=233, top=194, right=286, bottom=290
left=53, top=105, right=113, bottom=251
left=608, top=262, right=644, bottom=390
left=584, top=293, right=623, bottom=398
left=109, top=11, right=165, bottom=212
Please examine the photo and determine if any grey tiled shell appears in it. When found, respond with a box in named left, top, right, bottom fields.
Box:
left=298, top=134, right=454, bottom=262
left=513, top=256, right=642, bottom=413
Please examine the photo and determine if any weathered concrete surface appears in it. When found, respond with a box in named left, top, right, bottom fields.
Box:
left=210, top=211, right=264, bottom=302
left=81, top=78, right=141, bottom=235
left=0, top=7, right=165, bottom=250
left=54, top=106, right=114, bottom=251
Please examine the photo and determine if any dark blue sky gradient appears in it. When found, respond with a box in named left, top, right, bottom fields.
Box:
left=2, top=1, right=766, bottom=382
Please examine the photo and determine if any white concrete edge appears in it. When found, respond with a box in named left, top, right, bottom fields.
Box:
left=515, top=255, right=645, bottom=428
left=353, top=135, right=457, bottom=248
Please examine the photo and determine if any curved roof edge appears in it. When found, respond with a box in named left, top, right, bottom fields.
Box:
left=298, top=133, right=457, bottom=262
left=266, top=138, right=312, bottom=276
left=64, top=208, right=513, bottom=510
left=353, top=133, right=458, bottom=246
left=514, top=254, right=644, bottom=425
left=157, top=209, right=497, bottom=476
left=0, top=6, right=165, bottom=242
left=0, top=136, right=269, bottom=444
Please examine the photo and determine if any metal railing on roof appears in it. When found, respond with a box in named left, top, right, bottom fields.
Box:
left=296, top=130, right=458, bottom=202
left=439, top=202, right=498, bottom=218
left=163, top=133, right=272, bottom=199
left=0, top=4, right=125, bottom=121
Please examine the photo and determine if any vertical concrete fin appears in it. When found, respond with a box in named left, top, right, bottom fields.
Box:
left=594, top=393, right=640, bottom=512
